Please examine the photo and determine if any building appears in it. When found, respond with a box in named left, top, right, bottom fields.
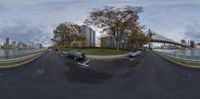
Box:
left=80, top=25, right=96, bottom=47
left=190, top=41, right=195, bottom=48
left=3, top=37, right=10, bottom=49
left=100, top=35, right=115, bottom=48
left=196, top=43, right=200, bottom=48
left=11, top=41, right=17, bottom=49
left=17, top=42, right=28, bottom=49
left=181, top=39, right=187, bottom=45
left=1, top=37, right=43, bottom=49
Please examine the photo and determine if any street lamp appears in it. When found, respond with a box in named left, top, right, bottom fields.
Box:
left=121, top=40, right=125, bottom=54
left=148, top=29, right=155, bottom=50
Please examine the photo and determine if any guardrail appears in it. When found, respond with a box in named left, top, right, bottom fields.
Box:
left=0, top=49, right=47, bottom=60
left=154, top=50, right=200, bottom=63
left=0, top=49, right=46, bottom=64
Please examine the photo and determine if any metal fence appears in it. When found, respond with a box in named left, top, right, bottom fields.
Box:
left=0, top=49, right=46, bottom=60
left=155, top=51, right=200, bottom=63
left=0, top=49, right=46, bottom=63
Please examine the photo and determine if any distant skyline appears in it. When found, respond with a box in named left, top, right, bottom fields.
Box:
left=0, top=0, right=200, bottom=46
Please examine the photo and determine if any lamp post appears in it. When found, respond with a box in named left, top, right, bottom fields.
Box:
left=121, top=40, right=125, bottom=54
left=148, top=29, right=155, bottom=50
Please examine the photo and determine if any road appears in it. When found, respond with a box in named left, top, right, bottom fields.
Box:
left=0, top=50, right=200, bottom=99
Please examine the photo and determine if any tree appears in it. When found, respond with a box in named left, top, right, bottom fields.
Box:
left=85, top=6, right=143, bottom=50
left=127, top=23, right=149, bottom=49
left=78, top=36, right=86, bottom=47
left=136, top=32, right=149, bottom=48
left=51, top=22, right=80, bottom=49
left=100, top=37, right=107, bottom=48
left=71, top=34, right=86, bottom=47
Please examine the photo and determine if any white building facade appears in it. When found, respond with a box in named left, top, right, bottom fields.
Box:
left=80, top=25, right=96, bottom=47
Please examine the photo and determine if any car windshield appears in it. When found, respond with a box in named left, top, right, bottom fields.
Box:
left=0, top=0, right=199, bottom=99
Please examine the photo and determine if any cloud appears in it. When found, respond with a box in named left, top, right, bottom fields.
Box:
left=140, top=3, right=200, bottom=42
left=0, top=0, right=200, bottom=46
left=0, top=21, right=52, bottom=46
left=184, top=21, right=200, bottom=42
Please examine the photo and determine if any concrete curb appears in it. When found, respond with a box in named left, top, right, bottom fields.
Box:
left=0, top=51, right=46, bottom=69
left=63, top=51, right=128, bottom=60
left=86, top=54, right=128, bottom=60
left=154, top=51, right=200, bottom=69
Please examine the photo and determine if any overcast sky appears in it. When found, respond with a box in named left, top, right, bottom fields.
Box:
left=0, top=0, right=200, bottom=46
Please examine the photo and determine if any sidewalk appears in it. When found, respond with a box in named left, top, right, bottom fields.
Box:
left=86, top=54, right=128, bottom=60
left=63, top=51, right=128, bottom=60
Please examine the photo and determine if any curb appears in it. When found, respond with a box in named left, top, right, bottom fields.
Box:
left=63, top=51, right=128, bottom=60
left=0, top=51, right=46, bottom=69
left=154, top=51, right=200, bottom=69
left=86, top=54, right=128, bottom=60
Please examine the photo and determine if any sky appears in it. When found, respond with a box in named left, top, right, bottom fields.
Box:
left=0, top=0, right=200, bottom=46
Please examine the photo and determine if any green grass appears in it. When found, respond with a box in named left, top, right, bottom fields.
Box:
left=167, top=56, right=200, bottom=66
left=65, top=48, right=129, bottom=55
left=0, top=53, right=41, bottom=67
left=159, top=53, right=200, bottom=67
left=0, top=61, right=21, bottom=66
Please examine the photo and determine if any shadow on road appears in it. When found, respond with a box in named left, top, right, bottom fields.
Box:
left=65, top=66, right=113, bottom=84
left=62, top=52, right=147, bottom=84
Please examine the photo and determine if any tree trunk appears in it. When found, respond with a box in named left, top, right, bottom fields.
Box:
left=62, top=41, right=65, bottom=48
left=115, top=41, right=120, bottom=51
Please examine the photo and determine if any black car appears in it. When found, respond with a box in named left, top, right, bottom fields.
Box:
left=67, top=51, right=86, bottom=60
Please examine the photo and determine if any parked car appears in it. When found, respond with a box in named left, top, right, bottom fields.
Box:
left=67, top=51, right=86, bottom=60
left=128, top=50, right=141, bottom=58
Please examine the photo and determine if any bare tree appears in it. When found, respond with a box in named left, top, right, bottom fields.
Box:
left=85, top=6, right=143, bottom=50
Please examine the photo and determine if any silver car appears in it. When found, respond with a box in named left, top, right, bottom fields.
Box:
left=67, top=51, right=86, bottom=60
left=128, top=50, right=141, bottom=58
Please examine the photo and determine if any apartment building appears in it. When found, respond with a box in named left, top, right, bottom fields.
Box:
left=80, top=25, right=96, bottom=47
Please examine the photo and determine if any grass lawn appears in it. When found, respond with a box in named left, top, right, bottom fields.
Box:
left=158, top=52, right=200, bottom=67
left=65, top=48, right=130, bottom=55
left=0, top=53, right=41, bottom=67
left=167, top=56, right=200, bottom=67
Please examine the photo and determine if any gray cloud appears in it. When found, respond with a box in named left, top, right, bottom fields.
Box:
left=184, top=22, right=200, bottom=41
left=0, top=21, right=52, bottom=46
left=0, top=0, right=200, bottom=46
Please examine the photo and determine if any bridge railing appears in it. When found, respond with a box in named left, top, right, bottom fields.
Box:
left=154, top=50, right=200, bottom=63
left=0, top=49, right=46, bottom=60
left=0, top=49, right=46, bottom=63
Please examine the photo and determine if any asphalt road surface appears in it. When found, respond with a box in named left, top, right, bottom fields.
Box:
left=0, top=50, right=200, bottom=99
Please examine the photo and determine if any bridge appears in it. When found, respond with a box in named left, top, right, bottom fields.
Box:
left=148, top=29, right=189, bottom=48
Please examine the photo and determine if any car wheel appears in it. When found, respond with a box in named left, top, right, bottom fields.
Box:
left=74, top=57, right=77, bottom=60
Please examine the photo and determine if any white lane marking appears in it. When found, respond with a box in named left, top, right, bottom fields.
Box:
left=129, top=58, right=135, bottom=61
left=78, top=60, right=90, bottom=67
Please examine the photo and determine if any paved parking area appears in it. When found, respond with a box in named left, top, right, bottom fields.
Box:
left=0, top=50, right=200, bottom=99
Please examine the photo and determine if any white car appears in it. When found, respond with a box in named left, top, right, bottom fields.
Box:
left=128, top=50, right=141, bottom=58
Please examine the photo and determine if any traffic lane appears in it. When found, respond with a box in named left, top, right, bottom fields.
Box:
left=128, top=51, right=200, bottom=99
left=0, top=50, right=67, bottom=79
left=1, top=50, right=200, bottom=99
left=0, top=50, right=114, bottom=99
left=0, top=50, right=76, bottom=99
left=63, top=51, right=146, bottom=78
left=87, top=53, right=146, bottom=75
